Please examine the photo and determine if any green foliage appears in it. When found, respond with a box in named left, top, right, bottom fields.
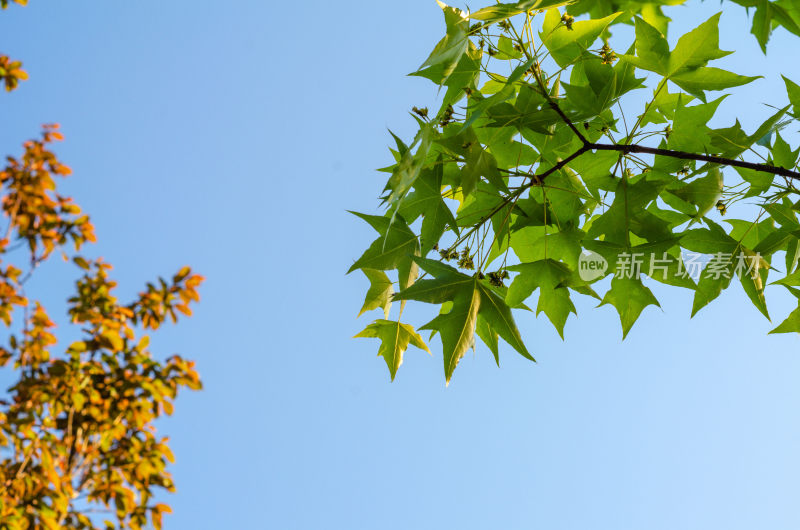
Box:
left=355, top=319, right=430, bottom=380
left=351, top=0, right=800, bottom=384
left=621, top=14, right=760, bottom=101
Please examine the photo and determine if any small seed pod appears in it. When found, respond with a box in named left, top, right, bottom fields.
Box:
left=412, top=106, right=429, bottom=119
left=487, top=271, right=505, bottom=287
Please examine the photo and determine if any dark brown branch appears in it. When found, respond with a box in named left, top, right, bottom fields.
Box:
left=438, top=32, right=800, bottom=272
left=535, top=81, right=800, bottom=182
left=546, top=99, right=588, bottom=145
left=515, top=142, right=800, bottom=187
left=443, top=145, right=592, bottom=253
left=540, top=94, right=800, bottom=181
left=588, top=143, right=800, bottom=180
left=532, top=145, right=592, bottom=183
left=442, top=138, right=797, bottom=259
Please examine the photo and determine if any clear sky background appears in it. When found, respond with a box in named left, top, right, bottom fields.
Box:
left=2, top=1, right=800, bottom=528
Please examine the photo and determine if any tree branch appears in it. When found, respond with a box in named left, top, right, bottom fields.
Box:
left=511, top=139, right=800, bottom=186
left=546, top=99, right=588, bottom=146
left=532, top=75, right=800, bottom=182
left=589, top=142, right=800, bottom=180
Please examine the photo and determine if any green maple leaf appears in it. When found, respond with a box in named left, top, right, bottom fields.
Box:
left=726, top=218, right=776, bottom=250
left=352, top=0, right=800, bottom=384
left=728, top=0, right=800, bottom=53
left=667, top=13, right=732, bottom=74
left=771, top=307, right=800, bottom=333
left=415, top=1, right=470, bottom=86
left=412, top=39, right=481, bottom=91
left=691, top=251, right=735, bottom=316
left=347, top=212, right=419, bottom=290
left=383, top=125, right=434, bottom=205
left=709, top=120, right=752, bottom=159
left=358, top=269, right=394, bottom=318
left=770, top=303, right=800, bottom=334
left=469, top=0, right=571, bottom=23
left=564, top=48, right=645, bottom=117
left=771, top=132, right=800, bottom=169
left=673, top=167, right=724, bottom=220
left=509, top=226, right=584, bottom=270
left=390, top=258, right=472, bottom=304
left=750, top=0, right=777, bottom=52
left=582, top=45, right=646, bottom=101
left=496, top=35, right=523, bottom=60
left=771, top=266, right=800, bottom=290
left=747, top=105, right=791, bottom=150
left=784, top=75, right=800, bottom=117
left=394, top=257, right=531, bottom=383
left=486, top=133, right=538, bottom=170
left=399, top=158, right=458, bottom=254
left=601, top=276, right=661, bottom=338
left=666, top=95, right=724, bottom=154
left=355, top=320, right=430, bottom=381
left=737, top=249, right=770, bottom=320
left=461, top=84, right=517, bottom=131
left=420, top=279, right=481, bottom=385
left=621, top=14, right=759, bottom=101
left=567, top=150, right=619, bottom=197
left=455, top=183, right=514, bottom=248
left=475, top=313, right=499, bottom=365
left=670, top=68, right=759, bottom=102
left=640, top=86, right=694, bottom=127
left=680, top=224, right=737, bottom=255
left=763, top=201, right=800, bottom=229
left=540, top=9, right=621, bottom=68
left=475, top=280, right=532, bottom=360
left=506, top=259, right=576, bottom=338
left=622, top=16, right=670, bottom=75
left=585, top=178, right=661, bottom=245
left=461, top=143, right=506, bottom=196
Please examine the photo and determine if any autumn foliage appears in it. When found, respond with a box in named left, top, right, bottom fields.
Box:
left=1, top=3, right=203, bottom=528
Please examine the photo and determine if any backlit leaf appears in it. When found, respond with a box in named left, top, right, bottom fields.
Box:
left=355, top=319, right=431, bottom=380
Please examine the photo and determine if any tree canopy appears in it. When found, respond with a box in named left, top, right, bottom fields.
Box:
left=1, top=2, right=203, bottom=527
left=351, top=0, right=800, bottom=384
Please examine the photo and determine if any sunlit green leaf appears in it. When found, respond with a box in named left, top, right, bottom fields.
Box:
left=417, top=1, right=471, bottom=84
left=507, top=259, right=576, bottom=337
left=358, top=269, right=394, bottom=318
left=541, top=9, right=622, bottom=68
left=355, top=319, right=431, bottom=380
left=601, top=276, right=660, bottom=338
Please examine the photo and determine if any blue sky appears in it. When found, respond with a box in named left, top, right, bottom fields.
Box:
left=3, top=1, right=800, bottom=528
